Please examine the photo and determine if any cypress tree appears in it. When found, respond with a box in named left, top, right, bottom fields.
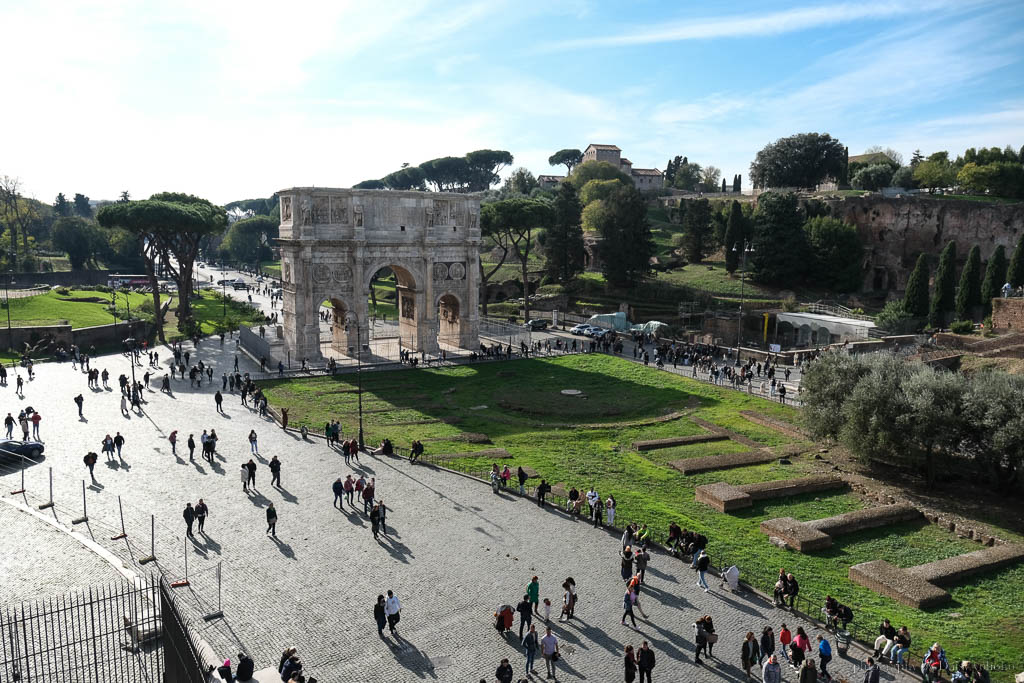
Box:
left=721, top=178, right=727, bottom=193
left=1008, top=233, right=1024, bottom=288
left=903, top=253, right=930, bottom=318
left=928, top=241, right=956, bottom=328
left=723, top=200, right=744, bottom=274
left=955, top=245, right=982, bottom=321
left=980, top=245, right=1008, bottom=317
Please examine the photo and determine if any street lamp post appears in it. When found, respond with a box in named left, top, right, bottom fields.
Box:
left=345, top=321, right=365, bottom=449
left=6, top=250, right=16, bottom=353
left=734, top=241, right=754, bottom=363
left=222, top=278, right=227, bottom=318
left=121, top=289, right=138, bottom=389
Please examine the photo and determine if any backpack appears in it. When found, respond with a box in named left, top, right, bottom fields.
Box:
left=841, top=604, right=853, bottom=622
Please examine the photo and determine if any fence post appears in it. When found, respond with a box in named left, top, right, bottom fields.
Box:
left=9, top=453, right=25, bottom=494
left=139, top=515, right=156, bottom=564
left=110, top=496, right=127, bottom=540
left=37, top=467, right=54, bottom=510
left=171, top=536, right=190, bottom=587
left=71, top=480, right=88, bottom=524
left=203, top=562, right=224, bottom=621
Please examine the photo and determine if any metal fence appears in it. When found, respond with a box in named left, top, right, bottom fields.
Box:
left=0, top=574, right=209, bottom=683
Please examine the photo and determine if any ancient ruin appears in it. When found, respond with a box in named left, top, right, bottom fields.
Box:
left=276, top=188, right=481, bottom=362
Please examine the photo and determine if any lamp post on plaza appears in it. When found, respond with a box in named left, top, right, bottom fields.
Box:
left=734, top=241, right=754, bottom=363
left=121, top=288, right=138, bottom=389
left=345, top=321, right=365, bottom=449
left=5, top=250, right=16, bottom=353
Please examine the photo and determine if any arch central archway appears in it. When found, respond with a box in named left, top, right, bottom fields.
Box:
left=437, top=293, right=462, bottom=349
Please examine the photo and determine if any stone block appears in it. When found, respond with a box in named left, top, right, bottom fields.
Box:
left=695, top=483, right=751, bottom=512
left=632, top=433, right=729, bottom=451
left=738, top=475, right=845, bottom=501
left=807, top=504, right=920, bottom=537
left=906, top=544, right=1024, bottom=586
left=849, top=560, right=950, bottom=609
left=759, top=517, right=832, bottom=552
left=670, top=450, right=777, bottom=475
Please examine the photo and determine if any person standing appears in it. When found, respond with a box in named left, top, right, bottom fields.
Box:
left=369, top=503, right=381, bottom=540
left=30, top=411, right=41, bottom=440
left=863, top=657, right=880, bottom=683
left=798, top=659, right=816, bottom=683
left=332, top=478, right=344, bottom=508
left=540, top=627, right=559, bottom=681
left=245, top=459, right=257, bottom=490
left=183, top=502, right=196, bottom=538
left=694, top=617, right=708, bottom=665
left=269, top=456, right=281, bottom=487
left=248, top=430, right=258, bottom=454
left=636, top=641, right=655, bottom=683
left=214, top=390, right=224, bottom=413
left=187, top=434, right=196, bottom=461
left=83, top=452, right=98, bottom=482
left=536, top=479, right=550, bottom=507
left=760, top=626, right=775, bottom=664
left=495, top=658, right=514, bottom=683
left=517, top=466, right=528, bottom=495
left=516, top=593, right=533, bottom=640
left=696, top=549, right=710, bottom=592
left=363, top=477, right=375, bottom=515
left=265, top=503, right=277, bottom=537
left=3, top=413, right=13, bottom=439
left=344, top=475, right=355, bottom=507
left=74, top=394, right=84, bottom=418
left=168, top=430, right=178, bottom=456
left=527, top=576, right=540, bottom=617
left=624, top=645, right=637, bottom=683
left=384, top=590, right=401, bottom=635
left=195, top=499, right=208, bottom=534
left=373, top=595, right=387, bottom=638
left=817, top=634, right=833, bottom=681
left=741, top=631, right=761, bottom=680
left=521, top=623, right=539, bottom=677
left=120, top=394, right=129, bottom=417
left=762, top=654, right=782, bottom=683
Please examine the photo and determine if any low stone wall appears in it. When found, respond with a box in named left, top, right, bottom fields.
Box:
left=738, top=411, right=808, bottom=440
left=906, top=544, right=1024, bottom=586
left=696, top=476, right=844, bottom=513
left=671, top=450, right=777, bottom=475
left=759, top=517, right=831, bottom=552
left=849, top=560, right=950, bottom=609
left=807, top=504, right=920, bottom=537
left=992, top=297, right=1024, bottom=331
left=435, top=448, right=511, bottom=460
left=633, top=433, right=728, bottom=451
left=6, top=320, right=150, bottom=353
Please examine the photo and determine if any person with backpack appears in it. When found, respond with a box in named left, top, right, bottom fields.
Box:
left=83, top=452, right=98, bottom=482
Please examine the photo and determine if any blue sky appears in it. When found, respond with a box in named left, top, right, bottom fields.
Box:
left=3, top=0, right=1023, bottom=204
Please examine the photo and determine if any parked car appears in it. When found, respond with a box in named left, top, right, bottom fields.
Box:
left=0, top=439, right=45, bottom=460
left=583, top=326, right=606, bottom=337
left=570, top=324, right=591, bottom=335
left=216, top=279, right=233, bottom=286
left=232, top=280, right=248, bottom=290
left=524, top=319, right=548, bottom=330
left=255, top=276, right=265, bottom=282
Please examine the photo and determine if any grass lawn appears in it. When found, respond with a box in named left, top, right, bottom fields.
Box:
left=162, top=290, right=266, bottom=340
left=656, top=263, right=780, bottom=301
left=6, top=289, right=152, bottom=329
left=257, top=354, right=1023, bottom=667
left=259, top=260, right=282, bottom=278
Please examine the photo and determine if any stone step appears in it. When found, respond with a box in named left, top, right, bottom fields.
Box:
left=849, top=560, right=950, bottom=609
left=632, top=433, right=729, bottom=451
left=759, top=517, right=832, bottom=552
left=807, top=504, right=920, bottom=537
left=696, top=477, right=844, bottom=513
left=906, top=543, right=1024, bottom=586
left=671, top=450, right=777, bottom=475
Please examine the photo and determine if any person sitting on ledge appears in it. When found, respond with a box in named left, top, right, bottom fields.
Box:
left=370, top=438, right=393, bottom=456
left=823, top=595, right=840, bottom=627
left=667, top=522, right=683, bottom=556
left=409, top=440, right=424, bottom=462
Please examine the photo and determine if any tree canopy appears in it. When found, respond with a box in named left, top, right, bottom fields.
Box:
left=480, top=197, right=551, bottom=320
left=902, top=253, right=930, bottom=318
left=594, top=185, right=654, bottom=288
left=749, top=133, right=846, bottom=189
left=221, top=215, right=278, bottom=264
left=980, top=245, right=1007, bottom=317
left=548, top=149, right=583, bottom=175
left=682, top=198, right=712, bottom=263
left=749, top=192, right=808, bottom=285
left=543, top=181, right=585, bottom=284
left=851, top=163, right=895, bottom=191
left=929, top=241, right=956, bottom=328
left=568, top=160, right=633, bottom=189
left=955, top=245, right=982, bottom=321
left=803, top=216, right=863, bottom=292
left=51, top=216, right=95, bottom=270
left=578, top=178, right=625, bottom=205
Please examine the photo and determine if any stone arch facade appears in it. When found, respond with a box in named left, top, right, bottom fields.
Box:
left=276, top=188, right=481, bottom=362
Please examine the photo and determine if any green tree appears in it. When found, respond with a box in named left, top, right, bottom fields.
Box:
left=980, top=245, right=1008, bottom=316
left=581, top=200, right=609, bottom=233
left=749, top=132, right=846, bottom=188
left=221, top=215, right=278, bottom=264
left=53, top=193, right=71, bottom=217
left=503, top=167, right=539, bottom=195
left=548, top=149, right=583, bottom=176
left=73, top=193, right=92, bottom=218
left=838, top=355, right=914, bottom=464
left=419, top=156, right=471, bottom=192
left=382, top=167, right=425, bottom=190
left=1008, top=233, right=1024, bottom=288
left=804, top=216, right=862, bottom=292
left=749, top=192, right=808, bottom=285
left=723, top=200, right=744, bottom=273
left=664, top=156, right=682, bottom=185
left=479, top=198, right=551, bottom=320
left=955, top=245, right=982, bottom=321
left=700, top=166, right=721, bottom=192
left=682, top=198, right=712, bottom=263
left=569, top=161, right=633, bottom=189
left=578, top=179, right=625, bottom=205
left=596, top=185, right=654, bottom=288
left=464, top=149, right=513, bottom=191
left=890, top=166, right=916, bottom=189
left=672, top=160, right=702, bottom=191
left=800, top=351, right=874, bottom=439
left=353, top=179, right=387, bottom=189
left=901, top=369, right=966, bottom=486
left=119, top=191, right=131, bottom=202
left=51, top=216, right=94, bottom=269
left=902, top=253, right=930, bottom=318
left=544, top=181, right=585, bottom=283
left=851, top=163, right=895, bottom=191
left=913, top=154, right=956, bottom=191
left=733, top=174, right=741, bottom=192
left=929, top=241, right=957, bottom=328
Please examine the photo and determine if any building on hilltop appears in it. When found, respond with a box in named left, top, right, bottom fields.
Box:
left=537, top=175, right=565, bottom=191
left=581, top=143, right=664, bottom=189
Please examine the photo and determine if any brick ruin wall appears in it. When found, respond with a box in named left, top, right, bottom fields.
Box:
left=992, top=298, right=1024, bottom=331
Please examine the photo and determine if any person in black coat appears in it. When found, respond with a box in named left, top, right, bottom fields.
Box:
left=760, top=627, right=775, bottom=664
left=516, top=594, right=533, bottom=640
left=182, top=503, right=195, bottom=538
left=637, top=641, right=656, bottom=683
left=266, top=503, right=277, bottom=537
left=373, top=595, right=387, bottom=638
left=495, top=658, right=514, bottom=683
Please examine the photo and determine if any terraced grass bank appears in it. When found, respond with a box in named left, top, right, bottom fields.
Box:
left=258, top=354, right=1024, bottom=670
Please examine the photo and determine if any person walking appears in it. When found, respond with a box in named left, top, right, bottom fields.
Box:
left=741, top=631, right=761, bottom=680
left=114, top=432, right=125, bottom=458
left=760, top=626, right=775, bottom=664
left=384, top=590, right=401, bottom=635
left=778, top=623, right=792, bottom=664
left=30, top=411, right=41, bottom=440
left=344, top=475, right=355, bottom=507
left=516, top=594, right=533, bottom=640
left=624, top=645, right=637, bottom=683
left=694, top=616, right=708, bottom=665
left=817, top=634, right=833, bottom=681
left=74, top=394, right=84, bottom=418
left=214, top=390, right=224, bottom=413
left=521, top=623, right=539, bottom=677
left=187, top=434, right=196, bottom=461
left=374, top=595, right=387, bottom=638
left=248, top=430, right=258, bottom=454
left=120, top=394, right=129, bottom=417
left=265, top=503, right=277, bottom=537
left=195, top=499, right=208, bottom=534
left=245, top=459, right=257, bottom=490
left=696, top=548, right=710, bottom=592
left=362, top=477, right=375, bottom=515
left=269, top=455, right=281, bottom=487
left=621, top=588, right=638, bottom=629
left=527, top=576, right=540, bottom=617
left=369, top=503, right=381, bottom=540
left=636, top=641, right=655, bottom=683
left=332, top=478, right=344, bottom=508
left=517, top=466, right=528, bottom=495
left=540, top=627, right=559, bottom=680
left=183, top=502, right=196, bottom=538
left=798, top=658, right=817, bottom=683
left=762, top=654, right=782, bottom=683
left=83, top=452, right=98, bottom=482
left=863, top=657, right=880, bottom=683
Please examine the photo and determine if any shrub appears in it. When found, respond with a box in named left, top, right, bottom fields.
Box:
left=982, top=316, right=995, bottom=336
left=94, top=285, right=112, bottom=293
left=950, top=320, right=974, bottom=334
left=55, top=287, right=71, bottom=296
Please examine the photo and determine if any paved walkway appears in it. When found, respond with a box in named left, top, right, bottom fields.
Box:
left=0, top=344, right=887, bottom=682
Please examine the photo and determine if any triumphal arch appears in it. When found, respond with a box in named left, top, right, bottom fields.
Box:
left=276, top=188, right=481, bottom=362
